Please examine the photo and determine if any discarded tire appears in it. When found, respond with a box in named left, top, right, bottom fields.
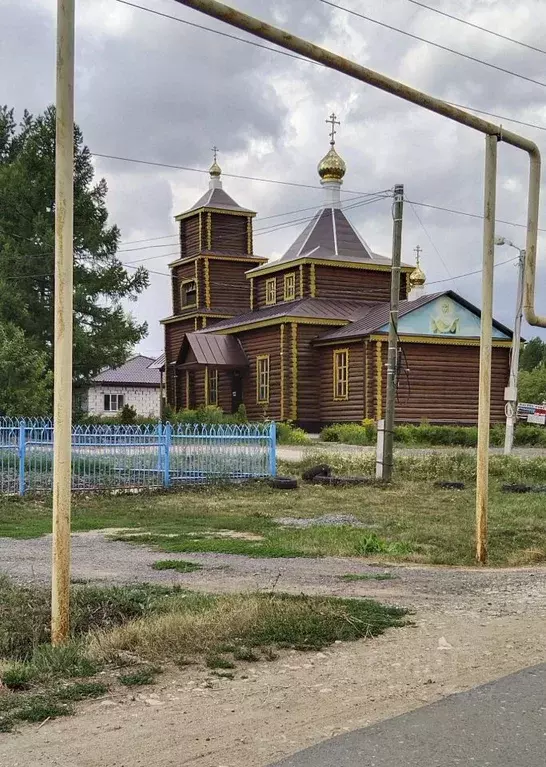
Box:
left=434, top=480, right=466, bottom=490
left=302, top=464, right=332, bottom=482
left=502, top=483, right=534, bottom=493
left=312, top=475, right=374, bottom=487
left=268, top=476, right=298, bottom=490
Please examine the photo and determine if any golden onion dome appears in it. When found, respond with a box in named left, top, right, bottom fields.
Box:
left=209, top=159, right=222, bottom=178
left=409, top=262, right=426, bottom=287
left=317, top=145, right=346, bottom=182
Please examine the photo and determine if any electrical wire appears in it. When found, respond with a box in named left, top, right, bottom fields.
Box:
left=406, top=198, right=452, bottom=278
left=318, top=0, right=546, bottom=90
left=407, top=199, right=546, bottom=234
left=112, top=0, right=546, bottom=133
left=403, top=0, right=546, bottom=57
left=426, top=255, right=518, bottom=286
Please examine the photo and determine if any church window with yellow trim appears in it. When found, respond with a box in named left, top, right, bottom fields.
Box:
left=256, top=355, right=270, bottom=404
left=265, top=278, right=277, bottom=305
left=207, top=369, right=218, bottom=406
left=284, top=272, right=296, bottom=301
left=333, top=349, right=349, bottom=400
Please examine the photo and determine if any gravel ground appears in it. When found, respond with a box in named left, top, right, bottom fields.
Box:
left=1, top=530, right=545, bottom=614
left=2, top=531, right=545, bottom=767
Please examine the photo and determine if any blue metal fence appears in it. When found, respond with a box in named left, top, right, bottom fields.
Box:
left=0, top=418, right=276, bottom=495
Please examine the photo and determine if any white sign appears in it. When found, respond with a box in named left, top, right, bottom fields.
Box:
left=527, top=414, right=546, bottom=425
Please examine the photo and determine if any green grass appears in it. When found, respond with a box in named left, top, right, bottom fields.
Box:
left=340, top=572, right=398, bottom=582
left=0, top=579, right=405, bottom=731
left=151, top=560, right=203, bottom=573
left=119, top=667, right=161, bottom=686
left=1, top=453, right=546, bottom=566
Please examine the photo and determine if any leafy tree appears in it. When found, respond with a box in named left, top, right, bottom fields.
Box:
left=0, top=105, right=149, bottom=384
left=520, top=337, right=546, bottom=372
left=0, top=322, right=52, bottom=416
left=519, top=368, right=546, bottom=405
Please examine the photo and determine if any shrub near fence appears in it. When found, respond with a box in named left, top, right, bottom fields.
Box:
left=0, top=419, right=276, bottom=495
left=320, top=422, right=546, bottom=448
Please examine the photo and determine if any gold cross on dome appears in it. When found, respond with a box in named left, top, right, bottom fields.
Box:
left=326, top=113, right=340, bottom=145
left=414, top=244, right=422, bottom=264
left=211, top=145, right=219, bottom=163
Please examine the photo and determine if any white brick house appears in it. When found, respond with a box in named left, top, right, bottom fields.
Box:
left=80, top=355, right=162, bottom=418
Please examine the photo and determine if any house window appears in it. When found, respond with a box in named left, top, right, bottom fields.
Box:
left=256, top=355, right=270, bottom=404
left=180, top=279, right=197, bottom=308
left=104, top=393, right=124, bottom=412
left=333, top=349, right=349, bottom=400
left=284, top=272, right=296, bottom=301
left=265, top=278, right=277, bottom=305
left=207, top=369, right=219, bottom=406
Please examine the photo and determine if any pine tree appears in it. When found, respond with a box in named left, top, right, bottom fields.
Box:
left=0, top=105, right=149, bottom=384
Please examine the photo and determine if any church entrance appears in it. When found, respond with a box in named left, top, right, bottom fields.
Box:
left=231, top=370, right=243, bottom=413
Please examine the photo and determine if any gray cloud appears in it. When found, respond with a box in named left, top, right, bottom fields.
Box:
left=2, top=0, right=546, bottom=357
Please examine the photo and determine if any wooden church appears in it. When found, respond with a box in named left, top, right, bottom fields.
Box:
left=162, top=123, right=512, bottom=429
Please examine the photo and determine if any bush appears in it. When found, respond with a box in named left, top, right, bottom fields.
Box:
left=276, top=421, right=311, bottom=445
left=319, top=422, right=546, bottom=448
left=119, top=404, right=137, bottom=425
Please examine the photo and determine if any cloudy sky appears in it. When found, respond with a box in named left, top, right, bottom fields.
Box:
left=3, top=0, right=546, bottom=357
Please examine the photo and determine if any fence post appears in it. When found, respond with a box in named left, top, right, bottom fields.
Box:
left=18, top=419, right=26, bottom=496
left=157, top=422, right=163, bottom=475
left=164, top=422, right=172, bottom=487
left=268, top=422, right=276, bottom=477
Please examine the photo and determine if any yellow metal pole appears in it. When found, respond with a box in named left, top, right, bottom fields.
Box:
left=52, top=0, right=75, bottom=645
left=476, top=135, right=497, bottom=565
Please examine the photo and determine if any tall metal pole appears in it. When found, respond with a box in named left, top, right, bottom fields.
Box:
left=476, top=135, right=498, bottom=566
left=52, top=0, right=75, bottom=645
left=382, top=184, right=404, bottom=482
left=504, top=249, right=525, bottom=455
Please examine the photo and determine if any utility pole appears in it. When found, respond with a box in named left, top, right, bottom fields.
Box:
left=51, top=0, right=75, bottom=645
left=494, top=238, right=525, bottom=455
left=382, top=184, right=404, bottom=482
left=476, top=135, right=498, bottom=566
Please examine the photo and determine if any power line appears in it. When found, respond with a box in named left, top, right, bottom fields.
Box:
left=91, top=151, right=391, bottom=197
left=111, top=0, right=546, bottom=133
left=407, top=199, right=546, bottom=234
left=427, top=255, right=518, bottom=286
left=407, top=198, right=452, bottom=278
left=446, top=102, right=546, bottom=133
left=404, top=0, right=546, bottom=57
left=318, top=0, right=546, bottom=90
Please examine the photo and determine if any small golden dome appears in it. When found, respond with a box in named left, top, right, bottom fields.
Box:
left=410, top=262, right=426, bottom=287
left=209, top=160, right=222, bottom=178
left=317, top=146, right=346, bottom=182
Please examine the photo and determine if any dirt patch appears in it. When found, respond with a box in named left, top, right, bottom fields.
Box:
left=1, top=609, right=544, bottom=767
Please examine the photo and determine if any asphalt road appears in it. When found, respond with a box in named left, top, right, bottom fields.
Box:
left=270, top=663, right=546, bottom=766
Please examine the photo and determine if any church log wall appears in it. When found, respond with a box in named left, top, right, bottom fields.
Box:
left=211, top=213, right=248, bottom=254
left=394, top=343, right=509, bottom=424
left=208, top=258, right=253, bottom=315
left=318, top=341, right=365, bottom=424
left=237, top=327, right=283, bottom=421
left=314, top=265, right=408, bottom=302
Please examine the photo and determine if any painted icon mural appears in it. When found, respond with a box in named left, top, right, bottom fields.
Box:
left=379, top=295, right=510, bottom=339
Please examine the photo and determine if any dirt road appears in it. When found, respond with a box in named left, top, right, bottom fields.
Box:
left=1, top=532, right=545, bottom=767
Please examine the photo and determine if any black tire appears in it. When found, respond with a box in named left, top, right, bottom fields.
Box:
left=268, top=476, right=298, bottom=490
left=501, top=483, right=533, bottom=493
left=302, top=464, right=332, bottom=482
left=434, top=480, right=466, bottom=490
left=312, top=475, right=374, bottom=487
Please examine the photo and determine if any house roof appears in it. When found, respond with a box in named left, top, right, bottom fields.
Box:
left=92, top=356, right=161, bottom=386
left=314, top=290, right=515, bottom=343
left=180, top=333, right=249, bottom=368
left=248, top=207, right=410, bottom=274
left=175, top=186, right=255, bottom=220
left=200, top=297, right=376, bottom=333
left=148, top=353, right=165, bottom=370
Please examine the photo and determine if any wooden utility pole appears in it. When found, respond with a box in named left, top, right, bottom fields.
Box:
left=382, top=184, right=404, bottom=482
left=51, top=0, right=75, bottom=645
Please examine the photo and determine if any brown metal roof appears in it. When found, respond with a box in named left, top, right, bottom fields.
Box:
left=313, top=290, right=515, bottom=343
left=175, top=186, right=255, bottom=220
left=201, top=298, right=376, bottom=332
left=248, top=207, right=410, bottom=274
left=180, top=333, right=249, bottom=368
